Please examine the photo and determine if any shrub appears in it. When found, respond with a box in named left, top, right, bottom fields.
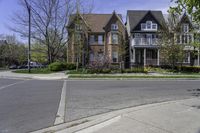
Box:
left=180, top=66, right=200, bottom=73
left=65, top=63, right=76, bottom=70
left=122, top=67, right=147, bottom=73
left=48, top=62, right=66, bottom=71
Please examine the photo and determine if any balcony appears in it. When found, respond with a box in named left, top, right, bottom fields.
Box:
left=132, top=38, right=158, bottom=46
left=89, top=41, right=104, bottom=45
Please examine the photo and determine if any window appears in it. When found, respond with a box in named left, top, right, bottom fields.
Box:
left=146, top=34, right=152, bottom=45
left=112, top=33, right=118, bottom=44
left=184, top=52, right=190, bottom=63
left=135, top=33, right=141, bottom=38
left=141, top=21, right=157, bottom=30
left=183, top=24, right=189, bottom=33
left=90, top=35, right=95, bottom=44
left=141, top=23, right=146, bottom=30
left=112, top=51, right=118, bottom=62
left=75, top=33, right=81, bottom=42
left=90, top=53, right=94, bottom=62
left=152, top=24, right=157, bottom=30
left=111, top=24, right=118, bottom=30
left=97, top=52, right=104, bottom=61
left=98, top=35, right=103, bottom=44
left=146, top=21, right=152, bottom=29
left=75, top=24, right=82, bottom=31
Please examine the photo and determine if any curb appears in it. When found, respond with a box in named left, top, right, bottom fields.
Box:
left=0, top=75, right=68, bottom=80
left=68, top=78, right=200, bottom=81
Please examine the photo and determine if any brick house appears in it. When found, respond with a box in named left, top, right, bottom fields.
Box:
left=67, top=11, right=127, bottom=68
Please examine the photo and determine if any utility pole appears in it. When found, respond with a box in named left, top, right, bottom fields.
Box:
left=24, top=0, right=31, bottom=73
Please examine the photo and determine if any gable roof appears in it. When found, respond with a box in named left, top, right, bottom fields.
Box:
left=127, top=10, right=166, bottom=31
left=104, top=11, right=125, bottom=29
left=68, top=13, right=123, bottom=33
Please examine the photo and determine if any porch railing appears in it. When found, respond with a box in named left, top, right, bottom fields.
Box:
left=146, top=59, right=158, bottom=66
left=133, top=38, right=158, bottom=46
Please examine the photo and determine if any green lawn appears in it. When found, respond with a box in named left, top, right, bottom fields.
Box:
left=13, top=68, right=53, bottom=74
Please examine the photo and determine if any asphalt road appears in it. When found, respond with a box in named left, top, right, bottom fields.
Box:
left=1, top=78, right=200, bottom=133
left=0, top=78, right=63, bottom=133
left=65, top=80, right=200, bottom=122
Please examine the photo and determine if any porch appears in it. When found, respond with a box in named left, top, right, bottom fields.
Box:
left=131, top=48, right=160, bottom=67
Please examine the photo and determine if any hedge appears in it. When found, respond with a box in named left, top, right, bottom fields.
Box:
left=49, top=62, right=76, bottom=71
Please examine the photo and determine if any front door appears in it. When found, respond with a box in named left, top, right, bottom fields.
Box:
left=146, top=34, right=152, bottom=45
left=135, top=49, right=144, bottom=65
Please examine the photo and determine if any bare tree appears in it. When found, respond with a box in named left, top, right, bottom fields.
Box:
left=10, top=0, right=75, bottom=64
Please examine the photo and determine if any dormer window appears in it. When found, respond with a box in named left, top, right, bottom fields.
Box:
left=141, top=21, right=157, bottom=31
left=146, top=21, right=152, bottom=29
left=75, top=24, right=82, bottom=31
left=111, top=24, right=118, bottom=30
left=183, top=24, right=189, bottom=33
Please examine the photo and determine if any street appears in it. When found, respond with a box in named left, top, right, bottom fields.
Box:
left=0, top=78, right=63, bottom=133
left=66, top=80, right=200, bottom=122
left=0, top=78, right=200, bottom=133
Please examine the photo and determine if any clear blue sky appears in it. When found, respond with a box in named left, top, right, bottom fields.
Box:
left=0, top=0, right=172, bottom=41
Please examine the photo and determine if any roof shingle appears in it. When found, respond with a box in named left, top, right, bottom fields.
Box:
left=127, top=10, right=166, bottom=31
left=68, top=13, right=123, bottom=33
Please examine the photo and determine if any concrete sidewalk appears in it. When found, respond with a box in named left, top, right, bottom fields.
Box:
left=94, top=98, right=200, bottom=133
left=0, top=70, right=67, bottom=80
left=32, top=98, right=200, bottom=133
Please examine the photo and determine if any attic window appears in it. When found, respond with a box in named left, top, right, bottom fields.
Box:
left=75, top=24, right=82, bottom=31
left=111, top=24, right=118, bottom=30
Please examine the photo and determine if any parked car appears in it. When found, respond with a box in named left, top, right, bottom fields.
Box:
left=26, top=62, right=44, bottom=68
left=9, top=65, right=18, bottom=69
left=17, top=65, right=27, bottom=69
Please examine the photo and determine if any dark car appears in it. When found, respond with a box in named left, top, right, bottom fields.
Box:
left=17, top=65, right=27, bottom=69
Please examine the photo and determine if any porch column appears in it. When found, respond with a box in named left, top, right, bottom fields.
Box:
left=144, top=48, right=146, bottom=67
left=133, top=48, right=135, bottom=63
left=157, top=49, right=160, bottom=66
left=198, top=50, right=200, bottom=66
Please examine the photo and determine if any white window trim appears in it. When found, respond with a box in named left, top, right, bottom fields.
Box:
left=141, top=21, right=157, bottom=31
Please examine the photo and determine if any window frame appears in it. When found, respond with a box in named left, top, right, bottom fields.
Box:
left=111, top=24, right=118, bottom=30
left=112, top=33, right=119, bottom=44
left=75, top=24, right=82, bottom=31
left=112, top=51, right=118, bottom=63
left=183, top=24, right=189, bottom=33
left=98, top=35, right=103, bottom=45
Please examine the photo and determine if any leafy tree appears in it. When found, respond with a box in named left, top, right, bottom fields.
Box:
left=31, top=42, right=47, bottom=64
left=158, top=13, right=185, bottom=69
left=170, top=0, right=200, bottom=24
